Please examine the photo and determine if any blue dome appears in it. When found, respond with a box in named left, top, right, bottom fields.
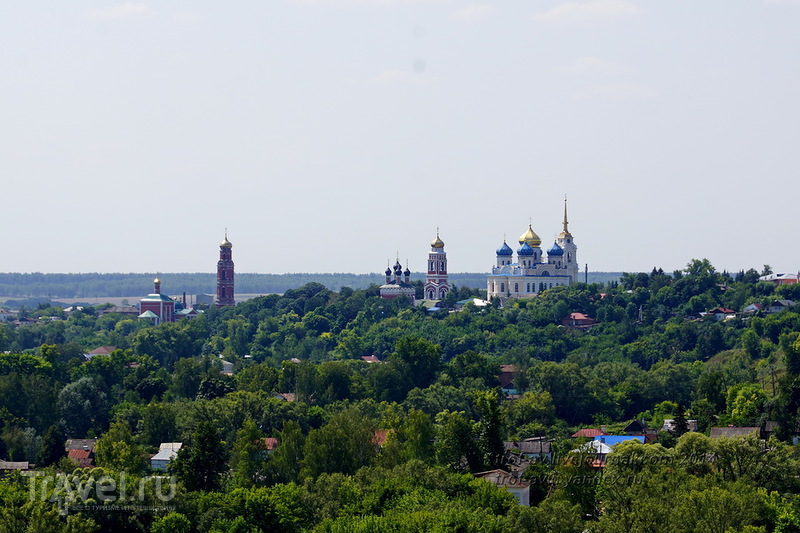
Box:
left=517, top=242, right=534, bottom=256
left=548, top=242, right=564, bottom=256
left=496, top=241, right=513, bottom=256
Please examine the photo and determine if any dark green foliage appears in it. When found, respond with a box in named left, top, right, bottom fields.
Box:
left=301, top=409, right=376, bottom=479
left=57, top=377, right=108, bottom=438
left=173, top=421, right=229, bottom=492
left=35, top=424, right=65, bottom=467
left=5, top=262, right=800, bottom=530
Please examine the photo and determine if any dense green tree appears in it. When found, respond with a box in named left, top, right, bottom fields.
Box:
left=390, top=336, right=442, bottom=390
left=230, top=419, right=269, bottom=488
left=173, top=420, right=229, bottom=491
left=35, top=424, right=65, bottom=468
left=94, top=419, right=147, bottom=473
left=57, top=377, right=108, bottom=438
left=271, top=420, right=305, bottom=484
left=301, top=409, right=375, bottom=479
left=435, top=410, right=481, bottom=472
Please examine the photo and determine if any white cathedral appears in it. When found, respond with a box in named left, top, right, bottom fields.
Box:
left=487, top=199, right=579, bottom=301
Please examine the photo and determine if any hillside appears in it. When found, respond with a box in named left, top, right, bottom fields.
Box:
left=0, top=271, right=623, bottom=299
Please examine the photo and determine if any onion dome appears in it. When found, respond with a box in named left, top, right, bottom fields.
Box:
left=548, top=242, right=564, bottom=256
left=220, top=234, right=232, bottom=248
left=431, top=235, right=445, bottom=249
left=385, top=267, right=392, bottom=275
left=153, top=277, right=160, bottom=284
left=404, top=267, right=411, bottom=276
left=496, top=241, right=513, bottom=256
left=518, top=224, right=541, bottom=247
left=517, top=242, right=534, bottom=256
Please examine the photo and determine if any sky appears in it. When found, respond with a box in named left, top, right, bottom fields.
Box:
left=2, top=0, right=799, bottom=275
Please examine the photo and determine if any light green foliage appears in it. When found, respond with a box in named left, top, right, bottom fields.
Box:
left=94, top=419, right=147, bottom=473
left=7, top=266, right=800, bottom=530
left=151, top=512, right=191, bottom=533
left=724, top=383, right=769, bottom=426
left=506, top=391, right=556, bottom=437
left=434, top=410, right=481, bottom=472
left=271, top=420, right=305, bottom=484
left=230, top=419, right=269, bottom=488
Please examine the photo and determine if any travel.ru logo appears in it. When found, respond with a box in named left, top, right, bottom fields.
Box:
left=28, top=469, right=177, bottom=515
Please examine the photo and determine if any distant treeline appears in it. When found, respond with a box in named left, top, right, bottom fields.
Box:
left=0, top=271, right=622, bottom=298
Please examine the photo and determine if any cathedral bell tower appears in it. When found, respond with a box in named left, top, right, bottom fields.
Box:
left=216, top=232, right=235, bottom=307
left=424, top=231, right=449, bottom=300
left=556, top=197, right=579, bottom=283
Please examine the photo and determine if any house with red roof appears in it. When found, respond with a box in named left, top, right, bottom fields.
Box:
left=571, top=427, right=606, bottom=439
left=562, top=312, right=596, bottom=330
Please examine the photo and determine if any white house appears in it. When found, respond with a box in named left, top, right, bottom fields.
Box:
left=150, top=442, right=182, bottom=471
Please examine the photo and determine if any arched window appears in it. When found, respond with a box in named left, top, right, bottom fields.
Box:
left=514, top=283, right=519, bottom=293
left=220, top=270, right=226, bottom=280
left=428, top=290, right=434, bottom=299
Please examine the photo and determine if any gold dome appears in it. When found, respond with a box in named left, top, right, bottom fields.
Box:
left=220, top=234, right=232, bottom=248
left=153, top=277, right=160, bottom=284
left=431, top=235, right=445, bottom=249
left=518, top=224, right=541, bottom=247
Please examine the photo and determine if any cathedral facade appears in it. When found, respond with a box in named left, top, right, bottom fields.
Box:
left=487, top=200, right=579, bottom=301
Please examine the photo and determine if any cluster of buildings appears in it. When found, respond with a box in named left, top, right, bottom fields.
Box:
left=137, top=234, right=236, bottom=325
left=378, top=198, right=582, bottom=305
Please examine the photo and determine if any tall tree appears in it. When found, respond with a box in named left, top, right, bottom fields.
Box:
left=301, top=409, right=375, bottom=479
left=271, top=420, right=305, bottom=484
left=230, top=419, right=269, bottom=488
left=172, top=420, right=228, bottom=491
left=35, top=424, right=65, bottom=468
left=95, top=419, right=147, bottom=473
left=391, top=336, right=442, bottom=390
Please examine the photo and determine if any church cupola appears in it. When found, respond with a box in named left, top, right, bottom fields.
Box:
left=548, top=242, right=564, bottom=256
left=496, top=240, right=513, bottom=267
left=518, top=223, right=541, bottom=247
left=496, top=241, right=513, bottom=255
left=517, top=242, right=535, bottom=268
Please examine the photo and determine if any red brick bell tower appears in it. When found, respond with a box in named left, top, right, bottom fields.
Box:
left=216, top=232, right=235, bottom=307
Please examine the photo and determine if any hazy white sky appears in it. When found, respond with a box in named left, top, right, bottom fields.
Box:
left=3, top=1, right=799, bottom=275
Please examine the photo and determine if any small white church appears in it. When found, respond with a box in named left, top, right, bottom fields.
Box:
left=487, top=199, right=579, bottom=301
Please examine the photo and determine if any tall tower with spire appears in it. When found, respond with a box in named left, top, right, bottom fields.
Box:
left=216, top=232, right=235, bottom=307
left=424, top=231, right=449, bottom=300
left=556, top=197, right=579, bottom=283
